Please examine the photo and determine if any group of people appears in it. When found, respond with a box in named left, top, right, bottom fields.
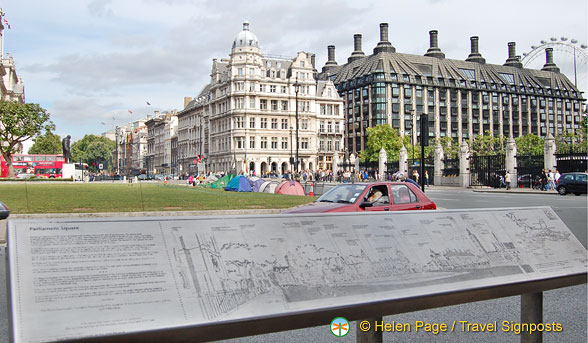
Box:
left=539, top=169, right=560, bottom=191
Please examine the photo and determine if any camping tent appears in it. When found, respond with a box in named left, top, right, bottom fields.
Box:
left=259, top=181, right=280, bottom=193
left=225, top=175, right=253, bottom=192
left=275, top=180, right=305, bottom=196
left=210, top=174, right=234, bottom=189
left=248, top=178, right=265, bottom=192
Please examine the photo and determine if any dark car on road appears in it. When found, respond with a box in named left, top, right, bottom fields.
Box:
left=0, top=201, right=9, bottom=219
left=556, top=172, right=587, bottom=195
left=283, top=182, right=436, bottom=213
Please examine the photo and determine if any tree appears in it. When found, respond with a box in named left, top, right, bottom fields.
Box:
left=438, top=136, right=459, bottom=159
left=470, top=131, right=505, bottom=156
left=515, top=134, right=544, bottom=155
left=71, top=134, right=116, bottom=172
left=29, top=131, right=62, bottom=155
left=0, top=101, right=53, bottom=177
left=361, top=125, right=405, bottom=162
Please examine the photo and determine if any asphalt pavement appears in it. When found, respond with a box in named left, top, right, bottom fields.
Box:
left=1, top=188, right=586, bottom=343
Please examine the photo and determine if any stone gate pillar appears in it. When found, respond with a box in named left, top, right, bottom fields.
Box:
left=378, top=147, right=387, bottom=181
left=332, top=152, right=339, bottom=173
left=459, top=141, right=470, bottom=187
left=399, top=145, right=408, bottom=176
left=544, top=133, right=556, bottom=171
left=434, top=142, right=444, bottom=186
left=349, top=153, right=356, bottom=173
left=505, top=136, right=517, bottom=185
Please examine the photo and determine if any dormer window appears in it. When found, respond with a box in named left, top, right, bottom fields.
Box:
left=300, top=61, right=305, bottom=68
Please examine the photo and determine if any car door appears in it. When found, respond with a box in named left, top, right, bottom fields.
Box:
left=390, top=184, right=422, bottom=210
left=575, top=173, right=587, bottom=193
left=362, top=185, right=392, bottom=211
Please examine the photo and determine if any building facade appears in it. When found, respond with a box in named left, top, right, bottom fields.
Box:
left=177, top=22, right=344, bottom=175
left=114, top=118, right=149, bottom=175
left=144, top=111, right=178, bottom=176
left=319, top=23, right=585, bottom=154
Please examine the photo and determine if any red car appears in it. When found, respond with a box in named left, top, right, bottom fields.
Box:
left=283, top=182, right=436, bottom=213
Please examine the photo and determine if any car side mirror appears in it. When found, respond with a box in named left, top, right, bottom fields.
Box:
left=360, top=200, right=373, bottom=208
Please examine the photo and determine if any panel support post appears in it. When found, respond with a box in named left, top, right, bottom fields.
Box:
left=357, top=317, right=383, bottom=343
left=521, top=292, right=543, bottom=343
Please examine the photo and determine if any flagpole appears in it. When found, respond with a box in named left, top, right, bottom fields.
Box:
left=0, top=9, right=5, bottom=59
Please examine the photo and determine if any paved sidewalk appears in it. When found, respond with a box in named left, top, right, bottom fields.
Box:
left=471, top=187, right=559, bottom=195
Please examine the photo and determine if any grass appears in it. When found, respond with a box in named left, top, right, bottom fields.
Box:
left=0, top=183, right=315, bottom=214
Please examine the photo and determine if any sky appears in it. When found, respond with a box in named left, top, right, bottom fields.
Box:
left=1, top=0, right=586, bottom=144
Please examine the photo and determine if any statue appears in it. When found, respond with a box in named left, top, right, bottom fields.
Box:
left=62, top=135, right=73, bottom=163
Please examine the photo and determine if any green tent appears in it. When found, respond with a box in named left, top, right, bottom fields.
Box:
left=209, top=174, right=234, bottom=189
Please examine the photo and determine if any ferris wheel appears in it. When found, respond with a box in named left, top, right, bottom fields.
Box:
left=521, top=37, right=587, bottom=96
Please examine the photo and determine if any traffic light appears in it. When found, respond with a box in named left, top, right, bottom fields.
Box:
left=420, top=113, right=429, bottom=146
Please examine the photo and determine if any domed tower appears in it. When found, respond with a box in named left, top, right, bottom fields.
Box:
left=230, top=21, right=263, bottom=69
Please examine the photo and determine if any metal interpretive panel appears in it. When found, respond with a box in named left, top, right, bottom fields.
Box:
left=6, top=207, right=587, bottom=343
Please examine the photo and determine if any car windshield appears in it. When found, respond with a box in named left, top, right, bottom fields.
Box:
left=316, top=184, right=367, bottom=203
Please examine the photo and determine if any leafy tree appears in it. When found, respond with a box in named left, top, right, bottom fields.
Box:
left=515, top=134, right=544, bottom=155
left=556, top=130, right=587, bottom=154
left=29, top=131, right=62, bottom=155
left=361, top=125, right=405, bottom=162
left=71, top=134, right=116, bottom=172
left=438, top=136, right=459, bottom=159
left=470, top=131, right=505, bottom=156
left=0, top=101, right=53, bottom=177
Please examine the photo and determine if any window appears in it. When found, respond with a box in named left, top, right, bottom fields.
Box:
left=271, top=118, right=278, bottom=129
left=249, top=68, right=255, bottom=76
left=319, top=121, right=325, bottom=132
left=249, top=136, right=255, bottom=149
left=271, top=100, right=278, bottom=111
left=281, top=86, right=287, bottom=93
left=260, top=118, right=267, bottom=128
left=235, top=97, right=244, bottom=109
left=281, top=101, right=288, bottom=111
left=235, top=82, right=244, bottom=91
left=249, top=118, right=255, bottom=128
left=270, top=85, right=276, bottom=93
left=235, top=137, right=244, bottom=149
left=301, top=119, right=309, bottom=130
left=300, top=61, right=305, bottom=67
left=249, top=98, right=255, bottom=109
left=237, top=68, right=243, bottom=76
left=281, top=119, right=288, bottom=129
left=260, top=99, right=267, bottom=110
left=281, top=137, right=288, bottom=149
left=260, top=84, right=266, bottom=92
left=301, top=138, right=309, bottom=149
left=391, top=185, right=418, bottom=204
left=271, top=137, right=278, bottom=149
left=327, top=121, right=332, bottom=133
left=235, top=116, right=244, bottom=128
left=260, top=137, right=268, bottom=149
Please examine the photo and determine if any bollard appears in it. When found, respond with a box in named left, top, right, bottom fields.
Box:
left=309, top=182, right=314, bottom=197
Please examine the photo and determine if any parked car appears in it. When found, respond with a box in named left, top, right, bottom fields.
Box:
left=556, top=172, right=587, bottom=195
left=0, top=201, right=9, bottom=219
left=16, top=173, right=35, bottom=179
left=283, top=182, right=436, bottom=213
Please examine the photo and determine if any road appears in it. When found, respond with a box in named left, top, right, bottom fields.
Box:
left=1, top=190, right=586, bottom=343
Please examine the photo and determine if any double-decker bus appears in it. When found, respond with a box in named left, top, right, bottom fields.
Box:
left=1, top=154, right=66, bottom=178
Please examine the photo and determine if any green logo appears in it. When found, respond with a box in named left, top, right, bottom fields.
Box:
left=330, top=317, right=350, bottom=337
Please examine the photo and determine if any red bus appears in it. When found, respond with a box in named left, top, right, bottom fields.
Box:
left=1, top=154, right=66, bottom=178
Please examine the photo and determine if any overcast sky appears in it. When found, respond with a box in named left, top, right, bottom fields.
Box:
left=1, top=0, right=586, bottom=142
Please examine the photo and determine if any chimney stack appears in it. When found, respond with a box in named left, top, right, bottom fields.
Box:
left=373, top=23, right=396, bottom=54
left=348, top=34, right=365, bottom=63
left=424, top=30, right=445, bottom=58
left=310, top=54, right=316, bottom=68
left=322, top=45, right=339, bottom=73
left=504, top=42, right=522, bottom=68
left=465, top=36, right=486, bottom=64
left=541, top=47, right=560, bottom=72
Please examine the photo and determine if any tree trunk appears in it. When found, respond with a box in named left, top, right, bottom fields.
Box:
left=1, top=151, right=15, bottom=177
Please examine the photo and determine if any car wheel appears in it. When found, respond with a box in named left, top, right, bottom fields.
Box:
left=557, top=186, right=567, bottom=195
left=574, top=193, right=581, bottom=196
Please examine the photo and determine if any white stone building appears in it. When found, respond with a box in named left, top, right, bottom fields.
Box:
left=114, top=118, right=149, bottom=175
left=145, top=111, right=178, bottom=176
left=178, top=22, right=344, bottom=175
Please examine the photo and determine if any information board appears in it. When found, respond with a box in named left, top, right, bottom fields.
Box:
left=6, top=207, right=587, bottom=343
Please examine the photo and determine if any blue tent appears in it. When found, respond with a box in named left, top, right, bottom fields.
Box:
left=225, top=175, right=253, bottom=192
left=249, top=178, right=265, bottom=192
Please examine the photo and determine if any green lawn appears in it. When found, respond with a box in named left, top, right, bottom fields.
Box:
left=0, top=183, right=315, bottom=214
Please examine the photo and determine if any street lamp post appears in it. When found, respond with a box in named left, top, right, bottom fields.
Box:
left=294, top=81, right=301, bottom=174
left=289, top=126, right=294, bottom=170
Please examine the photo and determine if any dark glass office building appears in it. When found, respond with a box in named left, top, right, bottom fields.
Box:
left=319, top=23, right=585, bottom=154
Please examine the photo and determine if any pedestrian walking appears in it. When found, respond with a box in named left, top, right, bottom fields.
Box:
left=505, top=172, right=512, bottom=190
left=425, top=170, right=429, bottom=187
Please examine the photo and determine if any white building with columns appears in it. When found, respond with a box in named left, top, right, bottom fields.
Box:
left=178, top=22, right=344, bottom=175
